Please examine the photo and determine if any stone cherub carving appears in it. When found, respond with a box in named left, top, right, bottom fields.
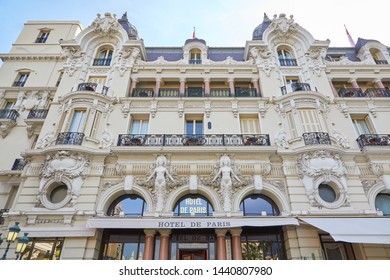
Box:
left=145, top=155, right=176, bottom=212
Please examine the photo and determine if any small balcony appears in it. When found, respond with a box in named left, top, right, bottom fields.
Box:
left=374, top=59, right=388, bottom=65
left=93, top=58, right=111, bottom=66
left=27, top=109, right=48, bottom=119
left=158, top=88, right=180, bottom=97
left=189, top=59, right=202, bottom=64
left=76, top=82, right=109, bottom=95
left=55, top=132, right=84, bottom=145
left=279, top=59, right=298, bottom=66
left=132, top=88, right=154, bottom=97
left=11, top=158, right=26, bottom=171
left=364, top=88, right=390, bottom=97
left=235, top=88, right=259, bottom=97
left=338, top=88, right=364, bottom=98
left=185, top=88, right=204, bottom=97
left=303, top=132, right=331, bottom=145
left=281, top=82, right=311, bottom=95
left=356, top=134, right=390, bottom=149
left=117, top=134, right=271, bottom=147
left=0, top=109, right=19, bottom=122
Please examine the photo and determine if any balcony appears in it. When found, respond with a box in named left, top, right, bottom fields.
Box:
left=364, top=88, right=390, bottom=97
left=76, top=82, right=109, bottom=95
left=55, top=132, right=84, bottom=145
left=374, top=59, right=388, bottom=65
left=117, top=134, right=270, bottom=147
left=303, top=132, right=331, bottom=145
left=281, top=82, right=311, bottom=95
left=279, top=59, right=298, bottom=66
left=158, top=88, right=180, bottom=97
left=11, top=158, right=26, bottom=171
left=356, top=134, right=390, bottom=149
left=235, top=88, right=259, bottom=97
left=185, top=88, right=204, bottom=97
left=93, top=58, right=111, bottom=66
left=210, top=88, right=231, bottom=97
left=189, top=59, right=202, bottom=64
left=337, top=88, right=364, bottom=98
left=132, top=88, right=154, bottom=97
left=27, top=109, right=48, bottom=119
left=0, top=109, right=19, bottom=122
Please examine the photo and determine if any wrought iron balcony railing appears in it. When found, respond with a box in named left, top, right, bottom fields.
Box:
left=93, top=58, right=111, bottom=66
left=76, top=83, right=109, bottom=95
left=11, top=158, right=26, bottom=171
left=185, top=88, right=204, bottom=97
left=0, top=109, right=19, bottom=122
left=235, top=88, right=259, bottom=97
left=303, top=132, right=332, bottom=145
left=132, top=88, right=154, bottom=97
left=55, top=132, right=85, bottom=145
left=158, top=88, right=180, bottom=97
left=338, top=88, right=364, bottom=97
left=117, top=134, right=271, bottom=147
left=189, top=59, right=202, bottom=64
left=27, top=109, right=49, bottom=119
left=364, top=88, right=390, bottom=97
left=279, top=59, right=298, bottom=66
left=356, top=134, right=390, bottom=149
left=374, top=59, right=388, bottom=65
left=281, top=82, right=311, bottom=95
left=210, top=88, right=231, bottom=97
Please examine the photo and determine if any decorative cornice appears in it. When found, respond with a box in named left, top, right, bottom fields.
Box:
left=0, top=54, right=63, bottom=62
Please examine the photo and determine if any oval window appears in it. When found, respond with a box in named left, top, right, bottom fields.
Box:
left=318, top=184, right=337, bottom=203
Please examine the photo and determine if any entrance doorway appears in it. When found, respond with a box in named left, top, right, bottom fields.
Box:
left=179, top=249, right=207, bottom=260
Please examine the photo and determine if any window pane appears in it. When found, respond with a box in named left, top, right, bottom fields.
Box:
left=174, top=195, right=213, bottom=216
left=69, top=111, right=86, bottom=132
left=375, top=194, right=390, bottom=215
left=140, top=120, right=149, bottom=134
left=108, top=195, right=146, bottom=216
left=186, top=120, right=194, bottom=135
left=318, top=184, right=336, bottom=203
left=195, top=120, right=203, bottom=135
left=131, top=120, right=141, bottom=134
left=240, top=195, right=279, bottom=216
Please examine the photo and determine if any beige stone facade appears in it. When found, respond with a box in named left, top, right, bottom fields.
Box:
left=1, top=12, right=390, bottom=260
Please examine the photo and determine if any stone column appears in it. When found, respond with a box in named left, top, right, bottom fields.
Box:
left=204, top=77, right=210, bottom=97
left=215, top=229, right=228, bottom=260
left=130, top=78, right=138, bottom=96
left=348, top=78, right=359, bottom=89
left=143, top=229, right=156, bottom=260
left=179, top=77, right=186, bottom=97
left=228, top=78, right=235, bottom=96
left=158, top=229, right=171, bottom=260
left=230, top=228, right=243, bottom=260
left=252, top=78, right=260, bottom=96
left=374, top=78, right=385, bottom=89
left=155, top=78, right=162, bottom=97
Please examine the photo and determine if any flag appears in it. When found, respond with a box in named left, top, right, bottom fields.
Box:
left=344, top=25, right=355, bottom=47
left=192, top=27, right=196, bottom=39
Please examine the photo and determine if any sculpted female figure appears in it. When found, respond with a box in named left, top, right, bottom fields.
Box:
left=211, top=155, right=241, bottom=211
left=146, top=155, right=175, bottom=212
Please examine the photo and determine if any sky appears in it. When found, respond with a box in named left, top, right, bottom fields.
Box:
left=0, top=0, right=389, bottom=53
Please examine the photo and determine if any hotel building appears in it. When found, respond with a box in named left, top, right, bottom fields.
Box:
left=0, top=12, right=390, bottom=260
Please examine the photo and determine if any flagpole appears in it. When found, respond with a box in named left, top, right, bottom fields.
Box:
left=344, top=24, right=355, bottom=47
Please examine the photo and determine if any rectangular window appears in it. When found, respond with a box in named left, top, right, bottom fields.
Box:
left=13, top=73, right=29, bottom=87
left=88, top=76, right=107, bottom=85
left=131, top=119, right=149, bottom=135
left=299, top=109, right=321, bottom=133
left=21, top=238, right=64, bottom=260
left=35, top=31, right=50, bottom=43
left=351, top=115, right=374, bottom=136
left=186, top=119, right=203, bottom=135
left=286, top=111, right=297, bottom=138
left=240, top=116, right=260, bottom=134
left=68, top=110, right=87, bottom=132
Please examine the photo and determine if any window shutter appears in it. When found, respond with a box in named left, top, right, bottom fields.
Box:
left=240, top=117, right=260, bottom=134
left=286, top=112, right=297, bottom=138
left=299, top=109, right=321, bottom=133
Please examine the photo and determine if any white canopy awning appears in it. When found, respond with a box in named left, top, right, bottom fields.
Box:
left=300, top=217, right=390, bottom=244
left=86, top=217, right=299, bottom=229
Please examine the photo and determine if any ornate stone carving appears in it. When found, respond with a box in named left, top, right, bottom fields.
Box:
left=305, top=47, right=327, bottom=77
left=150, top=101, right=158, bottom=118
left=205, top=101, right=211, bottom=118
left=36, top=131, right=55, bottom=149
left=336, top=101, right=349, bottom=118
left=100, top=129, right=114, bottom=149
left=61, top=47, right=84, bottom=77
left=250, top=47, right=276, bottom=77
left=269, top=14, right=298, bottom=37
left=0, top=123, right=14, bottom=138
left=258, top=101, right=268, bottom=118
left=274, top=128, right=289, bottom=149
left=267, top=180, right=287, bottom=196
left=362, top=180, right=377, bottom=194
left=177, top=101, right=184, bottom=118
left=117, top=48, right=141, bottom=76
left=91, top=13, right=120, bottom=35
left=231, top=101, right=238, bottom=118
left=121, top=102, right=130, bottom=118
left=332, top=128, right=350, bottom=149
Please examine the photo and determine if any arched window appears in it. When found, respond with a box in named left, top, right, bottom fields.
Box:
left=174, top=195, right=213, bottom=216
left=277, top=47, right=297, bottom=66
left=189, top=48, right=202, bottom=64
left=107, top=195, right=147, bottom=216
left=240, top=194, right=280, bottom=216
left=93, top=47, right=113, bottom=66
left=375, top=193, right=390, bottom=215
